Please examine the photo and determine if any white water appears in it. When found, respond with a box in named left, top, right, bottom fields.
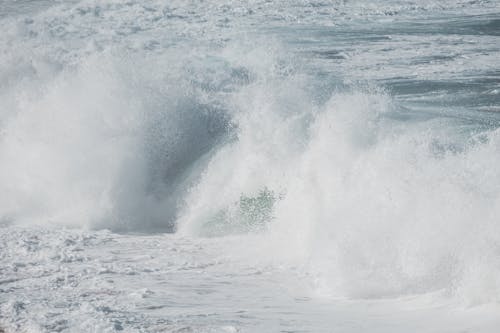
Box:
left=1, top=0, right=500, bottom=331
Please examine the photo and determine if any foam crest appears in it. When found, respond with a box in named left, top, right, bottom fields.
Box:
left=177, top=65, right=500, bottom=303
left=0, top=49, right=234, bottom=231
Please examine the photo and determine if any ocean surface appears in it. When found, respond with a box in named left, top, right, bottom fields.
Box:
left=1, top=0, right=500, bottom=332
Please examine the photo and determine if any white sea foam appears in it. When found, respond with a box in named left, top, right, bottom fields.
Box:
left=1, top=0, right=500, bottom=331
left=178, top=70, right=500, bottom=303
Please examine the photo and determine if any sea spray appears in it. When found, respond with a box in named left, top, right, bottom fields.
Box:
left=1, top=0, right=500, bottom=312
left=179, top=75, right=500, bottom=302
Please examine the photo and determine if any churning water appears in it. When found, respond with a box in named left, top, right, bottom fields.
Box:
left=1, top=0, right=500, bottom=332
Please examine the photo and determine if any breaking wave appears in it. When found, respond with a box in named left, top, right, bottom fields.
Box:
left=1, top=5, right=500, bottom=304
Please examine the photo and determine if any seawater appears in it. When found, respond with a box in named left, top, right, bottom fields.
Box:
left=1, top=1, right=500, bottom=332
